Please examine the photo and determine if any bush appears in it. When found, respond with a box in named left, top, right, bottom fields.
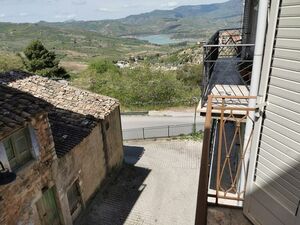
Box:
left=176, top=64, right=203, bottom=86
left=85, top=64, right=199, bottom=109
left=0, top=52, right=24, bottom=72
left=89, top=59, right=119, bottom=74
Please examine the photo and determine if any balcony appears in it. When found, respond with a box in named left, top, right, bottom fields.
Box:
left=199, top=28, right=255, bottom=116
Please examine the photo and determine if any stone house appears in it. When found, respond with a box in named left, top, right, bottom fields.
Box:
left=0, top=71, right=124, bottom=225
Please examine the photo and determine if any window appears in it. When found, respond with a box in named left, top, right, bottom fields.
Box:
left=3, top=128, right=33, bottom=171
left=67, top=181, right=82, bottom=220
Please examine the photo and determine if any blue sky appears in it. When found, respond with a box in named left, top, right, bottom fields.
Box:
left=0, top=0, right=227, bottom=23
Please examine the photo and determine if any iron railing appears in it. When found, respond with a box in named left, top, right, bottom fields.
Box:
left=195, top=95, right=256, bottom=225
left=201, top=28, right=255, bottom=108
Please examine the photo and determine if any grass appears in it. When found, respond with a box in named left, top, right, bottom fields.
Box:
left=0, top=51, right=24, bottom=72
left=178, top=131, right=204, bottom=141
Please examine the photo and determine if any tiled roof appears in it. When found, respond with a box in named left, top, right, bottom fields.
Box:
left=0, top=71, right=119, bottom=119
left=0, top=85, right=49, bottom=140
left=0, top=71, right=120, bottom=157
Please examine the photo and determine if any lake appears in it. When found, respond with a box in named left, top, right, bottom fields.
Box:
left=135, top=34, right=183, bottom=45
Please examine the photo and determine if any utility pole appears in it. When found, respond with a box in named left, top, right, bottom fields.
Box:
left=193, top=97, right=198, bottom=133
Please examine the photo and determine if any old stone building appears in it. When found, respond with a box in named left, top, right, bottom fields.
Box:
left=0, top=71, right=124, bottom=225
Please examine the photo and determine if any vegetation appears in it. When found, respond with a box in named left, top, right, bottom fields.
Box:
left=0, top=52, right=24, bottom=72
left=0, top=22, right=179, bottom=64
left=21, top=40, right=69, bottom=79
left=176, top=64, right=203, bottom=87
left=73, top=59, right=201, bottom=110
left=179, top=131, right=204, bottom=141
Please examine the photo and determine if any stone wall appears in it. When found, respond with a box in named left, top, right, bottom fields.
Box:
left=102, top=106, right=124, bottom=170
left=0, top=103, right=123, bottom=225
left=0, top=113, right=56, bottom=225
left=52, top=124, right=107, bottom=225
left=52, top=106, right=124, bottom=225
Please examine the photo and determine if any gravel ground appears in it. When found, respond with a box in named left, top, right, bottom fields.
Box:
left=75, top=139, right=202, bottom=225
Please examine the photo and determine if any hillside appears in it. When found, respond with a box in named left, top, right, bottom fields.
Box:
left=0, top=22, right=180, bottom=63
left=44, top=0, right=243, bottom=39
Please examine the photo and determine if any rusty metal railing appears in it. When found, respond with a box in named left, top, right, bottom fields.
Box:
left=195, top=95, right=256, bottom=225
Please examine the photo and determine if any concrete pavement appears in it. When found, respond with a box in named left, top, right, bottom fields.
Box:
left=75, top=140, right=202, bottom=225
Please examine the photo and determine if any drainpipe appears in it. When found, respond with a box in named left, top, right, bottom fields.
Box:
left=239, top=0, right=269, bottom=203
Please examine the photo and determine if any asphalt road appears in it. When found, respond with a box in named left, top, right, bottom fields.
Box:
left=121, top=111, right=205, bottom=140
left=121, top=111, right=204, bottom=129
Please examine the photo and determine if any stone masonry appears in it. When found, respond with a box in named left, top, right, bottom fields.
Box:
left=0, top=71, right=124, bottom=225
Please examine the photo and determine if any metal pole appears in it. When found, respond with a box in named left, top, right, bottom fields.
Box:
left=142, top=128, right=145, bottom=139
left=216, top=98, right=225, bottom=205
left=193, top=97, right=198, bottom=133
left=240, top=0, right=269, bottom=202
left=168, top=126, right=170, bottom=137
left=195, top=95, right=213, bottom=225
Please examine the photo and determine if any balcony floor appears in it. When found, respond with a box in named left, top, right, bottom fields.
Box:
left=208, top=206, right=252, bottom=225
left=200, top=58, right=250, bottom=116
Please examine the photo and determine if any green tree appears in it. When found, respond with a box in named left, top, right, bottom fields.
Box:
left=22, top=40, right=69, bottom=79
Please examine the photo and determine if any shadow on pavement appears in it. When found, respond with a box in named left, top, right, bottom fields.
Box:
left=124, top=145, right=145, bottom=165
left=75, top=145, right=150, bottom=225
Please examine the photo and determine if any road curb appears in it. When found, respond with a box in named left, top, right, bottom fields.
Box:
left=121, top=111, right=149, bottom=116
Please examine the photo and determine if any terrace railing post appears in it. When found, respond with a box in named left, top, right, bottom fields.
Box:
left=195, top=95, right=213, bottom=225
left=216, top=98, right=225, bottom=205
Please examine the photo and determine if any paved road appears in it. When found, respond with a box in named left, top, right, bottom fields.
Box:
left=121, top=111, right=204, bottom=130
left=75, top=140, right=202, bottom=225
left=121, top=111, right=205, bottom=140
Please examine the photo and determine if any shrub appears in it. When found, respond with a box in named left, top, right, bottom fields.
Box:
left=89, top=59, right=119, bottom=74
left=86, top=65, right=199, bottom=109
left=0, top=52, right=24, bottom=72
left=176, top=64, right=203, bottom=86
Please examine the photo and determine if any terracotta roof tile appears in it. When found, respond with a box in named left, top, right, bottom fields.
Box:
left=0, top=71, right=120, bottom=158
left=0, top=71, right=119, bottom=120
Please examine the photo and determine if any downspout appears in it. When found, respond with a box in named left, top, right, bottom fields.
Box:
left=239, top=0, right=269, bottom=202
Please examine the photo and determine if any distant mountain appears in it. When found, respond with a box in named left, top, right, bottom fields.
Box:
left=41, top=0, right=243, bottom=39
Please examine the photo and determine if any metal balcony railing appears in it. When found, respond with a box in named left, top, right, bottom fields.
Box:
left=201, top=28, right=255, bottom=108
left=195, top=95, right=256, bottom=224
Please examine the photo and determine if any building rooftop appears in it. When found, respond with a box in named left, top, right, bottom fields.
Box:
left=0, top=71, right=120, bottom=157
left=0, top=85, right=49, bottom=140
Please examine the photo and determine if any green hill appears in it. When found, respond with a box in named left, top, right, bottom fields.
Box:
left=0, top=22, right=177, bottom=62
left=42, top=0, right=243, bottom=39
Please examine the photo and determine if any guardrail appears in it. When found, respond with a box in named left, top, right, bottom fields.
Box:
left=122, top=123, right=204, bottom=140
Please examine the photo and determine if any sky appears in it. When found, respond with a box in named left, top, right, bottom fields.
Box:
left=0, top=0, right=228, bottom=23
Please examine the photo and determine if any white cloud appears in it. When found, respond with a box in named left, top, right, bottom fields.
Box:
left=160, top=1, right=179, bottom=8
left=0, top=14, right=5, bottom=18
left=66, top=14, right=76, bottom=19
left=72, top=0, right=86, bottom=5
left=167, top=1, right=178, bottom=7
left=97, top=7, right=116, bottom=12
left=19, top=12, right=28, bottom=16
left=54, top=14, right=76, bottom=19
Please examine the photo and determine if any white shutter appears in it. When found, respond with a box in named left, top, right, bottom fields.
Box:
left=244, top=0, right=300, bottom=225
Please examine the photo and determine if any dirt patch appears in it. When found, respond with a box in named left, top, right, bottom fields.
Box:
left=60, top=61, right=88, bottom=73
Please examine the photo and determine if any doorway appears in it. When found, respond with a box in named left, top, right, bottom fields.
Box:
left=36, top=187, right=61, bottom=225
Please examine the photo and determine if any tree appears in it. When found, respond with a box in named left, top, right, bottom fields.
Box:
left=22, top=40, right=69, bottom=79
